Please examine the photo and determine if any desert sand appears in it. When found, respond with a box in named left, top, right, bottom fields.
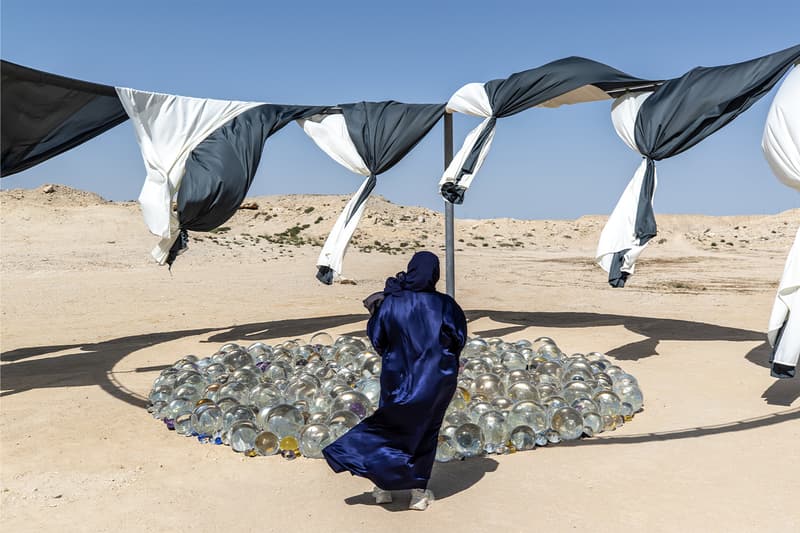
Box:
left=1, top=185, right=798, bottom=532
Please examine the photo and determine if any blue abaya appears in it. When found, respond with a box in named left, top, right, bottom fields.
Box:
left=322, top=252, right=468, bottom=490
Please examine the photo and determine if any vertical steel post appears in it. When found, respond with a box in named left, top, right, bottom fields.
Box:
left=444, top=112, right=455, bottom=298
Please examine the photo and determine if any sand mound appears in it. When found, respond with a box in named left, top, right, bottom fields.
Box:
left=0, top=184, right=109, bottom=207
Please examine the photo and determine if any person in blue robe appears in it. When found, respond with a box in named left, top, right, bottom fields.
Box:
left=322, top=251, right=467, bottom=510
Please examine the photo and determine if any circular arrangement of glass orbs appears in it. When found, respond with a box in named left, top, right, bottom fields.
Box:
left=147, top=334, right=643, bottom=461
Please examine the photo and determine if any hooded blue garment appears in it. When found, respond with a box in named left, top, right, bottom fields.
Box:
left=322, top=251, right=468, bottom=490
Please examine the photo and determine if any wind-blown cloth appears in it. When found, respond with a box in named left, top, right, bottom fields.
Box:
left=116, top=87, right=324, bottom=265
left=322, top=252, right=467, bottom=490
left=299, top=102, right=445, bottom=284
left=762, top=65, right=800, bottom=378
left=440, top=57, right=657, bottom=204
left=1, top=60, right=128, bottom=177
left=598, top=44, right=800, bottom=287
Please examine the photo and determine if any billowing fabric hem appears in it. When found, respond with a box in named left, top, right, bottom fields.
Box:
left=321, top=447, right=427, bottom=491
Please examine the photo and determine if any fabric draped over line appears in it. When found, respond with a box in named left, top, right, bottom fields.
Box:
left=440, top=56, right=656, bottom=204
left=599, top=44, right=800, bottom=287
left=596, top=91, right=655, bottom=286
left=762, top=65, right=800, bottom=378
left=299, top=101, right=445, bottom=284
left=116, top=87, right=323, bottom=265
left=1, top=60, right=128, bottom=177
left=322, top=252, right=468, bottom=490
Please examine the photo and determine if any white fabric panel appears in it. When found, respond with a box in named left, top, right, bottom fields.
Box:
left=446, top=82, right=492, bottom=116
left=596, top=158, right=656, bottom=274
left=316, top=175, right=373, bottom=278
left=440, top=82, right=494, bottom=194
left=115, top=88, right=261, bottom=263
left=596, top=91, right=656, bottom=276
left=298, top=114, right=370, bottom=176
left=762, top=66, right=800, bottom=191
left=536, top=84, right=611, bottom=108
left=299, top=113, right=371, bottom=279
left=611, top=91, right=653, bottom=151
left=439, top=116, right=496, bottom=191
left=768, top=227, right=800, bottom=368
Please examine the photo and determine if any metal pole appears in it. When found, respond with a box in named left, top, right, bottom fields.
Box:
left=444, top=112, right=455, bottom=298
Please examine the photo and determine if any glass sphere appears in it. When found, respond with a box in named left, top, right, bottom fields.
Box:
left=149, top=385, right=173, bottom=404
left=583, top=411, right=602, bottom=435
left=255, top=431, right=279, bottom=455
left=435, top=435, right=458, bottom=462
left=470, top=373, right=505, bottom=399
left=279, top=435, right=300, bottom=453
left=174, top=411, right=194, bottom=435
left=468, top=401, right=494, bottom=422
left=266, top=404, right=304, bottom=438
left=571, top=398, right=599, bottom=415
left=191, top=403, right=222, bottom=436
left=284, top=379, right=319, bottom=404
left=299, top=424, right=332, bottom=459
left=165, top=398, right=194, bottom=422
left=328, top=409, right=360, bottom=440
left=218, top=382, right=249, bottom=405
left=477, top=410, right=507, bottom=453
left=231, top=368, right=260, bottom=389
left=440, top=425, right=459, bottom=440
left=594, top=391, right=623, bottom=417
left=307, top=412, right=328, bottom=425
left=507, top=401, right=547, bottom=434
left=508, top=381, right=539, bottom=402
left=255, top=406, right=272, bottom=430
left=501, top=351, right=527, bottom=371
left=445, top=410, right=471, bottom=428
left=223, top=405, right=256, bottom=434
left=615, top=384, right=644, bottom=413
left=216, top=397, right=240, bottom=414
left=505, top=369, right=530, bottom=385
left=509, top=425, right=536, bottom=451
left=355, top=378, right=381, bottom=405
left=330, top=391, right=372, bottom=419
left=491, top=396, right=513, bottom=413
left=250, top=383, right=282, bottom=409
left=230, top=421, right=258, bottom=453
left=563, top=381, right=594, bottom=405
left=462, top=359, right=491, bottom=379
left=310, top=332, right=334, bottom=346
left=550, top=407, right=584, bottom=441
left=454, top=423, right=484, bottom=457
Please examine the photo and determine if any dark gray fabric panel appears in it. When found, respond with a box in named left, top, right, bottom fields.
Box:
left=178, top=104, right=325, bottom=231
left=340, top=101, right=445, bottom=176
left=610, top=44, right=800, bottom=287
left=769, top=318, right=796, bottom=379
left=484, top=56, right=652, bottom=119
left=170, top=104, right=325, bottom=266
left=608, top=249, right=632, bottom=288
left=315, top=101, right=443, bottom=282
left=635, top=158, right=658, bottom=246
left=1, top=60, right=128, bottom=177
left=445, top=57, right=654, bottom=204
left=344, top=174, right=377, bottom=226
left=634, top=45, right=800, bottom=160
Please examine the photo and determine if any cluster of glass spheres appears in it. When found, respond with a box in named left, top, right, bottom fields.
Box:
left=147, top=334, right=643, bottom=461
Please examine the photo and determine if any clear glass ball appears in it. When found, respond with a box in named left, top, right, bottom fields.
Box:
left=266, top=404, right=304, bottom=438
left=299, top=424, right=332, bottom=459
left=454, top=423, right=484, bottom=457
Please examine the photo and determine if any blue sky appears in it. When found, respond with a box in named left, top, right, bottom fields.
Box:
left=2, top=0, right=798, bottom=219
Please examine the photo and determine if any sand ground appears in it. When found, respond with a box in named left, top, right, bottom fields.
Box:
left=1, top=186, right=798, bottom=532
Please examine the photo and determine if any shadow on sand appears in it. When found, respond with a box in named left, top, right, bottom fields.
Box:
left=343, top=457, right=500, bottom=510
left=2, top=310, right=796, bottom=430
